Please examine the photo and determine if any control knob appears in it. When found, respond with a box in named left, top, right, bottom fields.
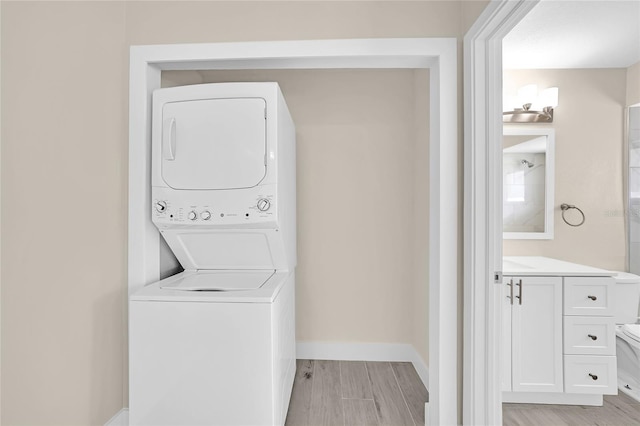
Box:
left=188, top=211, right=197, bottom=221
left=155, top=201, right=167, bottom=213
left=257, top=198, right=271, bottom=212
left=201, top=210, right=212, bottom=221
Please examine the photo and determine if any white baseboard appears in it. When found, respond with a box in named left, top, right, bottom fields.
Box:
left=105, top=408, right=129, bottom=426
left=296, top=341, right=429, bottom=389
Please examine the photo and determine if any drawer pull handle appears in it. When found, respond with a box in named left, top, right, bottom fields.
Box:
left=588, top=373, right=598, bottom=381
left=588, top=334, right=598, bottom=341
left=587, top=295, right=597, bottom=301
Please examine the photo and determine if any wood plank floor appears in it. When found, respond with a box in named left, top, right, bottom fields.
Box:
left=285, top=360, right=429, bottom=426
left=503, top=392, right=640, bottom=426
left=287, top=360, right=640, bottom=425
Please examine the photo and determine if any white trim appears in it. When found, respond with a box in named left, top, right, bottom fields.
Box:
left=129, top=38, right=457, bottom=426
left=502, top=392, right=603, bottom=406
left=105, top=409, right=129, bottom=426
left=296, top=341, right=429, bottom=390
left=463, top=2, right=539, bottom=425
left=0, top=2, right=3, bottom=413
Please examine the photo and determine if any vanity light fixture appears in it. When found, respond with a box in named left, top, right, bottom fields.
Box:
left=503, top=85, right=559, bottom=123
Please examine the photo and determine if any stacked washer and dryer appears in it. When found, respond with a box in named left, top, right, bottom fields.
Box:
left=129, top=83, right=297, bottom=425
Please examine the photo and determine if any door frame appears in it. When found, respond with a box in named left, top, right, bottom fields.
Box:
left=128, top=38, right=458, bottom=425
left=463, top=1, right=539, bottom=424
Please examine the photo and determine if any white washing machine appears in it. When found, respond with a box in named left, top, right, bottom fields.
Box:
left=129, top=83, right=296, bottom=426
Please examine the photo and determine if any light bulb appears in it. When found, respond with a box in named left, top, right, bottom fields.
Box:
left=540, top=87, right=559, bottom=108
left=503, top=94, right=517, bottom=112
left=517, top=84, right=538, bottom=108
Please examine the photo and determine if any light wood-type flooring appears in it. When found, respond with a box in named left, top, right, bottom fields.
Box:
left=503, top=392, right=640, bottom=426
left=286, top=359, right=640, bottom=426
left=285, top=360, right=428, bottom=426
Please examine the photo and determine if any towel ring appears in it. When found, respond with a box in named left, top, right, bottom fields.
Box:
left=561, top=203, right=585, bottom=227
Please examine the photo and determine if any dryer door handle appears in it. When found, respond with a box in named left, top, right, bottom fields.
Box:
left=163, top=118, right=176, bottom=161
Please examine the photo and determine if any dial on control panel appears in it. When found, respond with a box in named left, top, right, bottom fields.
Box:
left=188, top=211, right=197, bottom=221
left=201, top=210, right=212, bottom=221
left=257, top=198, right=271, bottom=212
left=155, top=201, right=167, bottom=213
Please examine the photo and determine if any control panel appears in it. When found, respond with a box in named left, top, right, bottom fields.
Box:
left=151, top=185, right=277, bottom=228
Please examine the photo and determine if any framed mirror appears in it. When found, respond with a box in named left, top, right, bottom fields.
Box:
left=503, top=126, right=555, bottom=239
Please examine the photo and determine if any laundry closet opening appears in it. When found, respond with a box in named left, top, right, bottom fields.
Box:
left=158, top=68, right=431, bottom=368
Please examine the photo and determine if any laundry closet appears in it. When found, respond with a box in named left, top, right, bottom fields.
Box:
left=129, top=67, right=431, bottom=425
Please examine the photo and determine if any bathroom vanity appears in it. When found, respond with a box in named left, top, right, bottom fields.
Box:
left=502, top=256, right=617, bottom=406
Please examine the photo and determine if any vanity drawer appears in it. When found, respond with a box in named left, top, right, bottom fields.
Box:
left=564, top=316, right=616, bottom=355
left=564, top=277, right=614, bottom=316
left=564, top=355, right=617, bottom=395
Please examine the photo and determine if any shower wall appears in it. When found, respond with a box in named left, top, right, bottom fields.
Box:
left=628, top=106, right=640, bottom=273
left=503, top=152, right=546, bottom=233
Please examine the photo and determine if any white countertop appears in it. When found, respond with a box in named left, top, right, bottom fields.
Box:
left=503, top=256, right=614, bottom=277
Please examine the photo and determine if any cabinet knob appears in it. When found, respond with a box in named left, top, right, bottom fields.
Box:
left=587, top=295, right=597, bottom=301
left=587, top=334, right=598, bottom=341
left=588, top=373, right=598, bottom=381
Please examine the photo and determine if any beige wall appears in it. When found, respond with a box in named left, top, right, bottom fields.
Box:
left=163, top=68, right=427, bottom=347
left=1, top=2, right=127, bottom=425
left=413, top=69, right=430, bottom=363
left=503, top=69, right=627, bottom=271
left=1, top=1, right=489, bottom=423
left=628, top=61, right=640, bottom=106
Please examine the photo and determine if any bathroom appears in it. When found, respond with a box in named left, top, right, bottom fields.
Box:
left=499, top=1, right=640, bottom=422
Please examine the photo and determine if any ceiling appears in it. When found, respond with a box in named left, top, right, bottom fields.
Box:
left=503, top=0, right=640, bottom=69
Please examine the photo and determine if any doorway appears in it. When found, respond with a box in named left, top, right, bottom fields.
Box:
left=465, top=1, right=640, bottom=424
left=128, top=38, right=458, bottom=426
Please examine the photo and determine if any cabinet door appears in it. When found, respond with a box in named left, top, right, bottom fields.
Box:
left=512, top=276, right=563, bottom=393
left=502, top=277, right=514, bottom=392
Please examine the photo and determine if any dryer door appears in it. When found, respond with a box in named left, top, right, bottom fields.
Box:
left=161, top=98, right=267, bottom=190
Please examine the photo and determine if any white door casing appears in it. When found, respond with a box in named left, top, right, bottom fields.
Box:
left=128, top=38, right=458, bottom=426
left=463, top=1, right=540, bottom=424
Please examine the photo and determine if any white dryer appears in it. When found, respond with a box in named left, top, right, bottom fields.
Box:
left=129, top=83, right=296, bottom=426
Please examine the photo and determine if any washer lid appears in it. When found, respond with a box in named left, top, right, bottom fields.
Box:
left=160, top=270, right=275, bottom=291
left=622, top=324, right=640, bottom=343
left=161, top=97, right=267, bottom=190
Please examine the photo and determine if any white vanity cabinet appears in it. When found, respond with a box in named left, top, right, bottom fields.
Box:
left=502, top=276, right=564, bottom=393
left=502, top=257, right=618, bottom=405
left=563, top=277, right=618, bottom=395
